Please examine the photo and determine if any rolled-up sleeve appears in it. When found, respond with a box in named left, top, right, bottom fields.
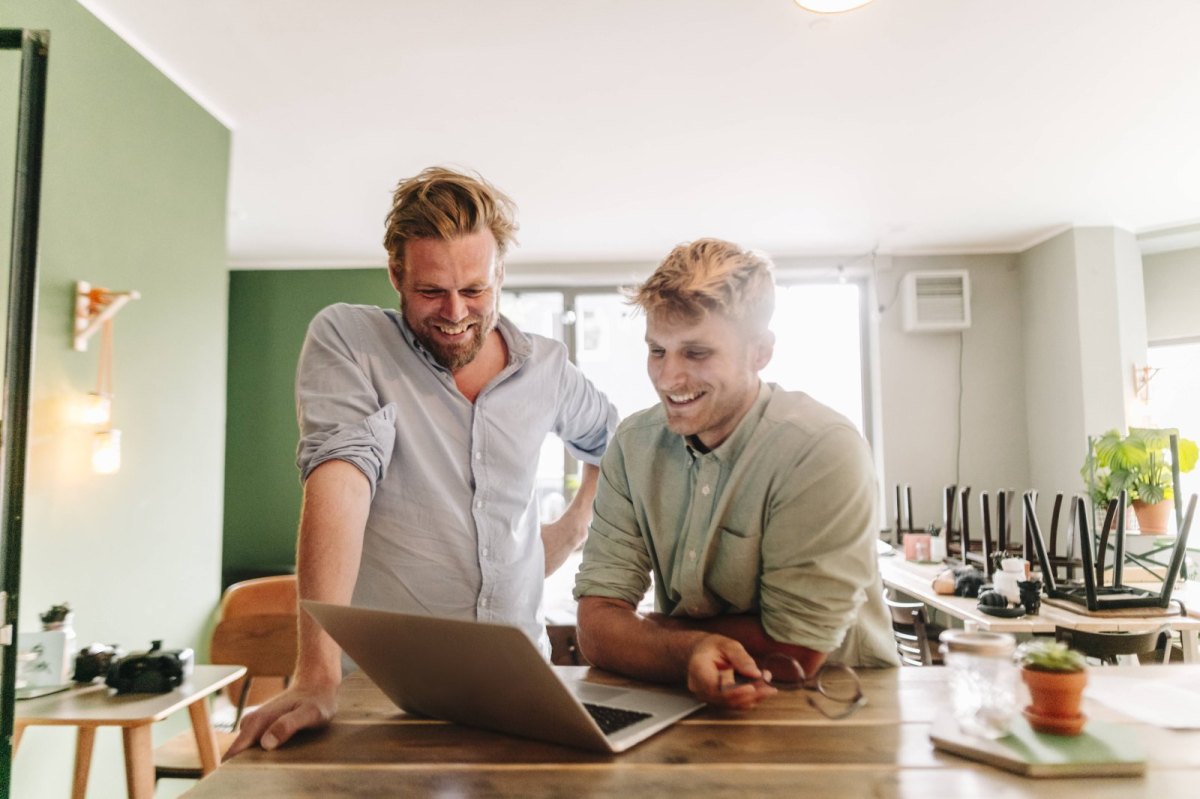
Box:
left=553, top=358, right=618, bottom=465
left=759, top=425, right=878, bottom=652
left=296, top=306, right=397, bottom=496
left=573, top=433, right=653, bottom=606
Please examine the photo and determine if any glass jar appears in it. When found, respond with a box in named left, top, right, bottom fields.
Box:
left=939, top=630, right=1017, bottom=739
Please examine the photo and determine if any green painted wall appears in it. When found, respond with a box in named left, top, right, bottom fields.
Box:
left=223, top=269, right=396, bottom=584
left=1, top=2, right=230, bottom=796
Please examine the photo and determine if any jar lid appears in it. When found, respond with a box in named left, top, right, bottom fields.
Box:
left=938, top=630, right=1016, bottom=657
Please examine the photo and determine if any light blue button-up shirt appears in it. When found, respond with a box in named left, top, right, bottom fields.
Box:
left=296, top=303, right=618, bottom=651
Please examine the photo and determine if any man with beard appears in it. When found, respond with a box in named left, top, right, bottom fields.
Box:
left=231, top=167, right=618, bottom=753
left=574, top=238, right=896, bottom=711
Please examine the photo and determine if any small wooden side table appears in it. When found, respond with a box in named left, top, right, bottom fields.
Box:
left=14, top=663, right=246, bottom=799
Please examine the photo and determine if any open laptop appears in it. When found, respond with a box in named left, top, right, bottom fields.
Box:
left=302, top=600, right=704, bottom=753
left=1027, top=493, right=1195, bottom=611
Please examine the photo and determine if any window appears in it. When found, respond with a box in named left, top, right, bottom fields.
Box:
left=502, top=280, right=872, bottom=622
left=1147, top=340, right=1200, bottom=511
left=503, top=280, right=871, bottom=504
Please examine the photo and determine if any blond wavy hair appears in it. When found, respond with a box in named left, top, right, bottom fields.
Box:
left=630, top=238, right=775, bottom=334
left=383, top=166, right=518, bottom=281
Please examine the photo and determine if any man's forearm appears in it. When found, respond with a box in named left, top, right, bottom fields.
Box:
left=576, top=597, right=713, bottom=683
left=293, top=460, right=371, bottom=688
left=542, top=463, right=602, bottom=576
left=646, top=613, right=827, bottom=676
left=565, top=462, right=600, bottom=518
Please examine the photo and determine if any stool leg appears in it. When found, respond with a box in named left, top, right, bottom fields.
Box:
left=188, top=697, right=221, bottom=774
left=122, top=724, right=154, bottom=799
left=71, top=727, right=96, bottom=799
left=12, top=721, right=26, bottom=755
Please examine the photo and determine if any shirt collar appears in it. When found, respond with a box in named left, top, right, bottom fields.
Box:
left=684, top=381, right=772, bottom=464
left=392, top=310, right=531, bottom=373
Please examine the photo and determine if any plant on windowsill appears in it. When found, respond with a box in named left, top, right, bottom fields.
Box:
left=1017, top=640, right=1088, bottom=736
left=1080, top=427, right=1198, bottom=534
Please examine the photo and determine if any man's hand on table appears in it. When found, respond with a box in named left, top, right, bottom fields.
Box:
left=226, top=682, right=339, bottom=757
left=686, top=634, right=777, bottom=710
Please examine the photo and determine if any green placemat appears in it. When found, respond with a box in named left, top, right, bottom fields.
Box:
left=930, top=712, right=1145, bottom=778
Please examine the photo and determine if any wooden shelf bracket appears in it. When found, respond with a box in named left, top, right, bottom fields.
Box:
left=73, top=281, right=140, bottom=352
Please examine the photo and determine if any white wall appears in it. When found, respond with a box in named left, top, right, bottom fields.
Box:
left=1019, top=230, right=1087, bottom=498
left=876, top=254, right=1030, bottom=529
left=1143, top=246, right=1200, bottom=342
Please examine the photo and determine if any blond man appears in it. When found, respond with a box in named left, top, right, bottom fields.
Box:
left=575, top=238, right=896, bottom=710
left=232, top=168, right=618, bottom=752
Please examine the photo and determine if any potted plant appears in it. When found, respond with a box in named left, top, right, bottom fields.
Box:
left=1017, top=640, right=1088, bottom=735
left=1081, top=427, right=1198, bottom=534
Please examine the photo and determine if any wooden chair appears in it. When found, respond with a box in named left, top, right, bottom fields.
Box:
left=882, top=591, right=943, bottom=666
left=154, top=576, right=299, bottom=783
left=977, top=489, right=1025, bottom=572
left=1055, top=624, right=1173, bottom=666
left=1022, top=491, right=1082, bottom=581
left=216, top=574, right=297, bottom=707
left=946, top=485, right=989, bottom=571
left=975, top=491, right=999, bottom=577
left=893, top=484, right=919, bottom=544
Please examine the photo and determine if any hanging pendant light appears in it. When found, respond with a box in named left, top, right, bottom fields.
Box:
left=794, top=0, right=874, bottom=12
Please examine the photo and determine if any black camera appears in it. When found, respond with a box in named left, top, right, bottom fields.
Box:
left=105, top=640, right=194, bottom=694
left=73, top=643, right=123, bottom=683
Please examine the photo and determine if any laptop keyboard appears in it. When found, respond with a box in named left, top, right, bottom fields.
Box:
left=583, top=703, right=652, bottom=734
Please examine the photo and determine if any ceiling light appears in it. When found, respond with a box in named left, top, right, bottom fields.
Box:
left=794, top=0, right=874, bottom=13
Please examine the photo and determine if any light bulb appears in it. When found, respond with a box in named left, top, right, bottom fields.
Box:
left=92, top=429, right=122, bottom=475
left=80, top=392, right=112, bottom=425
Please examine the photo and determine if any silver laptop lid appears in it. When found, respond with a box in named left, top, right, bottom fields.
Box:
left=302, top=600, right=703, bottom=753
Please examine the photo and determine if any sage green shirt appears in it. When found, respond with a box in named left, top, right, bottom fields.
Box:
left=575, top=382, right=898, bottom=667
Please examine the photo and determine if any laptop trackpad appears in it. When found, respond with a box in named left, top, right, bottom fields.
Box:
left=569, top=682, right=630, bottom=703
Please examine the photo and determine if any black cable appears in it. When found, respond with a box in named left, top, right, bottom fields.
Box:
left=956, top=330, right=964, bottom=485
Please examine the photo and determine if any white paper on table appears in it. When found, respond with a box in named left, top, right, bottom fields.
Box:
left=1086, top=675, right=1200, bottom=729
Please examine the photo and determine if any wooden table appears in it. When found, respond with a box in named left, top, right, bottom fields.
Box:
left=880, top=554, right=1200, bottom=662
left=185, top=665, right=1200, bottom=798
left=15, top=664, right=245, bottom=799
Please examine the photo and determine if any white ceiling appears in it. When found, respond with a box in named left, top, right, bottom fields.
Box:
left=81, top=0, right=1200, bottom=267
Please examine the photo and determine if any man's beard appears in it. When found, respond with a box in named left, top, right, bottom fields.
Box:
left=405, top=308, right=495, bottom=371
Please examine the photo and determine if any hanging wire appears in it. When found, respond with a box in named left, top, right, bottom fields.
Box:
left=98, top=319, right=115, bottom=399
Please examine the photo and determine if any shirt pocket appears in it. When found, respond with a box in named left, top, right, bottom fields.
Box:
left=707, top=527, right=762, bottom=610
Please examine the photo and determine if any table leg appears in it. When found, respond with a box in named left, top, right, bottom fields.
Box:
left=12, top=720, right=25, bottom=755
left=188, top=696, right=221, bottom=774
left=121, top=724, right=154, bottom=799
left=1182, top=629, right=1198, bottom=664
left=72, top=727, right=96, bottom=799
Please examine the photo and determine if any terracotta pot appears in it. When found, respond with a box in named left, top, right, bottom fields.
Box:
left=1022, top=667, right=1087, bottom=725
left=1132, top=499, right=1172, bottom=534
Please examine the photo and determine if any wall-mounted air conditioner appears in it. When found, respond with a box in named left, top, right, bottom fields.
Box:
left=901, top=270, right=971, bottom=333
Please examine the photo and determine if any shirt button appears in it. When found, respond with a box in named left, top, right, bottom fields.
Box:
left=480, top=598, right=490, bottom=608
left=482, top=547, right=491, bottom=558
left=475, top=452, right=482, bottom=461
left=475, top=500, right=483, bottom=509
left=701, top=485, right=711, bottom=496
left=687, top=550, right=697, bottom=562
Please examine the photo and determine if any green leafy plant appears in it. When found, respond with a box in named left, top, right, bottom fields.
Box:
left=1016, top=640, right=1087, bottom=673
left=1081, top=427, right=1198, bottom=506
left=989, top=550, right=1010, bottom=575
left=39, top=603, right=71, bottom=625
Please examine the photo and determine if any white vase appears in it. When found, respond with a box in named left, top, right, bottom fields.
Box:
left=1001, top=558, right=1026, bottom=576
left=993, top=571, right=1022, bottom=604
